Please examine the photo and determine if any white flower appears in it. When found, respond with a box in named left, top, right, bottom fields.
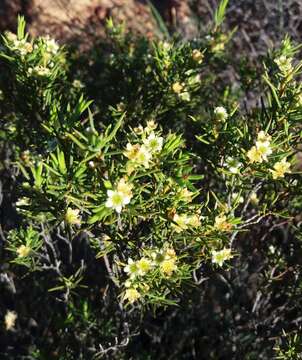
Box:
left=231, top=192, right=244, bottom=204
left=73, top=79, right=84, bottom=89
left=16, top=244, right=31, bottom=258
left=4, top=310, right=17, bottom=331
left=249, top=192, right=259, bottom=205
left=135, top=145, right=152, bottom=168
left=123, top=288, right=140, bottom=303
left=29, top=65, right=51, bottom=77
left=214, top=106, right=228, bottom=121
left=270, top=158, right=291, bottom=179
left=224, top=156, right=242, bottom=174
left=255, top=140, right=272, bottom=161
left=43, top=35, right=59, bottom=54
left=212, top=248, right=233, bottom=266
left=105, top=179, right=133, bottom=213
left=124, top=258, right=138, bottom=279
left=143, top=132, right=163, bottom=154
left=65, top=208, right=81, bottom=225
left=274, top=55, right=293, bottom=75
left=136, top=257, right=152, bottom=276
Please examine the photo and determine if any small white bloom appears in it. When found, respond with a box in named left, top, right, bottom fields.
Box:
left=43, top=35, right=59, bottom=54
left=124, top=258, right=138, bottom=279
left=135, top=145, right=152, bottom=168
left=105, top=180, right=133, bottom=213
left=4, top=310, right=17, bottom=331
left=214, top=106, right=228, bottom=121
left=136, top=257, right=152, bottom=276
left=73, top=79, right=84, bottom=89
left=231, top=193, right=244, bottom=204
left=143, top=132, right=163, bottom=154
left=212, top=248, right=233, bottom=266
left=255, top=140, right=272, bottom=161
left=274, top=55, right=293, bottom=75
left=224, top=156, right=242, bottom=174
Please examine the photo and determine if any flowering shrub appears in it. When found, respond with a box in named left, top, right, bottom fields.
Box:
left=1, top=5, right=302, bottom=358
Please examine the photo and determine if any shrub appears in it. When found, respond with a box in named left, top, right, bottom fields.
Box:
left=1, top=4, right=302, bottom=358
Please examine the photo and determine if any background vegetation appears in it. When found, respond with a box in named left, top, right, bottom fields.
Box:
left=1, top=1, right=302, bottom=359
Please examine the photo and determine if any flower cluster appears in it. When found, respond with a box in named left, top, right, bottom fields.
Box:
left=28, top=65, right=52, bottom=78
left=247, top=131, right=291, bottom=179
left=124, top=121, right=163, bottom=171
left=172, top=213, right=201, bottom=233
left=274, top=55, right=293, bottom=75
left=123, top=245, right=178, bottom=304
left=5, top=31, right=33, bottom=56
left=247, top=131, right=272, bottom=163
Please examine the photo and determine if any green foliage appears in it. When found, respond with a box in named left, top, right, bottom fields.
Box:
left=0, top=8, right=302, bottom=360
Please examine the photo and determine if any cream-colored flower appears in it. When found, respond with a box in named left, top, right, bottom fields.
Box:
left=124, top=143, right=152, bottom=167
left=179, top=92, right=191, bottom=102
left=188, top=214, right=201, bottom=228
left=179, top=187, right=194, bottom=202
left=247, top=131, right=273, bottom=163
left=72, top=79, right=84, bottom=89
left=16, top=197, right=30, bottom=207
left=231, top=193, right=244, bottom=204
left=5, top=31, right=17, bottom=42
left=274, top=55, right=293, bottom=75
left=124, top=143, right=140, bottom=160
left=15, top=40, right=33, bottom=56
left=136, top=258, right=152, bottom=276
left=16, top=244, right=31, bottom=258
left=214, top=106, right=228, bottom=121
left=123, top=288, right=141, bottom=304
left=43, top=35, right=59, bottom=54
left=117, top=178, right=133, bottom=199
left=249, top=192, right=259, bottom=205
left=164, top=247, right=176, bottom=260
left=4, top=310, right=17, bottom=331
left=247, top=146, right=263, bottom=163
left=172, top=82, right=184, bottom=94
left=270, top=158, right=291, bottom=179
left=211, top=42, right=225, bottom=53
left=106, top=190, right=130, bottom=213
left=143, top=132, right=163, bottom=154
left=65, top=208, right=81, bottom=225
left=124, top=258, right=138, bottom=279
left=172, top=213, right=189, bottom=233
left=212, top=248, right=233, bottom=266
left=257, top=131, right=271, bottom=143
left=224, top=156, right=242, bottom=174
left=160, top=258, right=177, bottom=276
left=145, top=120, right=157, bottom=133
left=133, top=125, right=144, bottom=135
left=192, top=49, right=204, bottom=64
left=135, top=145, right=152, bottom=168
left=214, top=214, right=233, bottom=232
left=172, top=213, right=200, bottom=232
left=255, top=140, right=272, bottom=161
left=29, top=65, right=51, bottom=77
